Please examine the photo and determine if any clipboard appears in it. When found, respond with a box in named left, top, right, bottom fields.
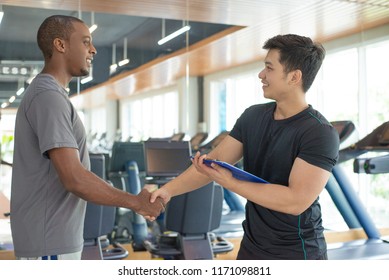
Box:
left=202, top=159, right=269, bottom=183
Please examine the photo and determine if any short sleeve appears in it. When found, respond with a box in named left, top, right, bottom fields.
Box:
left=26, top=91, right=78, bottom=158
left=298, top=124, right=340, bottom=172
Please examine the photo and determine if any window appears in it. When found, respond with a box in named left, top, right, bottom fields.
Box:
left=90, top=107, right=107, bottom=135
left=316, top=39, right=389, bottom=229
left=313, top=48, right=359, bottom=124
left=208, top=70, right=268, bottom=136
left=362, top=40, right=389, bottom=228
left=121, top=90, right=179, bottom=141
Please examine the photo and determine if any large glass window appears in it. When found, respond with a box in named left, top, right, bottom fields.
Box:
left=208, top=71, right=268, bottom=136
left=0, top=112, right=16, bottom=200
left=312, top=40, right=389, bottom=229
left=121, top=91, right=179, bottom=141
left=362, top=40, right=389, bottom=228
left=316, top=48, right=359, bottom=124
left=90, top=107, right=107, bottom=134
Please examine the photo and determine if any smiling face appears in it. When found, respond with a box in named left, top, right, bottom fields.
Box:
left=64, top=21, right=96, bottom=77
left=258, top=49, right=294, bottom=101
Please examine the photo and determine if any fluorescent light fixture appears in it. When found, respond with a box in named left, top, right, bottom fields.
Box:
left=1, top=102, right=8, bottom=109
left=80, top=76, right=93, bottom=84
left=118, top=38, right=130, bottom=67
left=27, top=76, right=35, bottom=84
left=16, top=87, right=25, bottom=96
left=81, top=65, right=93, bottom=84
left=89, top=12, right=97, bottom=33
left=158, top=25, right=191, bottom=45
left=0, top=5, right=3, bottom=26
left=110, top=63, right=118, bottom=72
left=110, top=43, right=118, bottom=74
left=9, top=96, right=16, bottom=103
left=118, top=58, right=129, bottom=67
left=89, top=24, right=98, bottom=33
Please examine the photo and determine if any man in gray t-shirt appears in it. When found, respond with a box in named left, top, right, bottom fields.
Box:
left=12, top=74, right=90, bottom=258
left=11, top=15, right=163, bottom=259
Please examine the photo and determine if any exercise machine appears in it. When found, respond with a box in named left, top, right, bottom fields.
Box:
left=326, top=121, right=389, bottom=259
left=82, top=153, right=128, bottom=260
left=143, top=182, right=234, bottom=259
left=107, top=141, right=148, bottom=251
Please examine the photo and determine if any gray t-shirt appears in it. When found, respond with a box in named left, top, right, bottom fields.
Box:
left=11, top=74, right=90, bottom=258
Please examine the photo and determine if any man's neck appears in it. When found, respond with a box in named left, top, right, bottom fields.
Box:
left=274, top=98, right=309, bottom=120
left=41, top=61, right=71, bottom=88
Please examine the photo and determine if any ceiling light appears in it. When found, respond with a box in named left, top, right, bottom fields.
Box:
left=0, top=5, right=3, bottom=26
left=89, top=24, right=98, bottom=33
left=1, top=102, right=8, bottom=109
left=110, top=43, right=118, bottom=74
left=110, top=63, right=118, bottom=73
left=118, top=38, right=130, bottom=67
left=81, top=66, right=93, bottom=84
left=89, top=12, right=98, bottom=33
left=158, top=21, right=191, bottom=45
left=16, top=87, right=25, bottom=96
left=27, top=76, right=35, bottom=84
left=9, top=96, right=16, bottom=103
left=26, top=67, right=40, bottom=84
left=81, top=76, right=93, bottom=84
left=118, top=59, right=129, bottom=67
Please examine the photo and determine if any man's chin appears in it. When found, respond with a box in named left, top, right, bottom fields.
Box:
left=80, top=69, right=90, bottom=76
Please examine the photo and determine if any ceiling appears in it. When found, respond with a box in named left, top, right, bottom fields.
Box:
left=1, top=0, right=389, bottom=110
left=0, top=2, right=234, bottom=108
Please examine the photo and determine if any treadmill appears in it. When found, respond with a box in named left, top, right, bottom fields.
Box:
left=327, top=121, right=389, bottom=259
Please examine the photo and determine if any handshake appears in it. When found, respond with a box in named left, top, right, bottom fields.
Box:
left=133, top=184, right=167, bottom=221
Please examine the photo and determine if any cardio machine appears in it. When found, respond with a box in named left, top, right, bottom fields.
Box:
left=82, top=153, right=129, bottom=260
left=143, top=182, right=234, bottom=259
left=106, top=141, right=149, bottom=251
left=326, top=121, right=389, bottom=260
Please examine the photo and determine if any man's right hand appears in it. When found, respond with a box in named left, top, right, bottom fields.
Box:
left=150, top=186, right=171, bottom=207
left=134, top=188, right=165, bottom=221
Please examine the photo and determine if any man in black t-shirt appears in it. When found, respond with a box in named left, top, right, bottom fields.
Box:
left=150, top=34, right=339, bottom=259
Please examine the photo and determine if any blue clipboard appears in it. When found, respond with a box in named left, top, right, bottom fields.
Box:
left=202, top=159, right=269, bottom=184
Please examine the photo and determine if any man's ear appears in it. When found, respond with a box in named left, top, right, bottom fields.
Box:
left=288, top=69, right=302, bottom=86
left=53, top=38, right=66, bottom=53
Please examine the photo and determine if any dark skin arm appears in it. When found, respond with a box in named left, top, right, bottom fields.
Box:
left=48, top=147, right=163, bottom=220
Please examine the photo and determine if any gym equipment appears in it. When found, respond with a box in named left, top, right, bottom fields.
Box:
left=143, top=140, right=192, bottom=185
left=143, top=182, right=234, bottom=259
left=198, top=130, right=229, bottom=154
left=189, top=132, right=208, bottom=152
left=122, top=160, right=148, bottom=250
left=147, top=132, right=186, bottom=142
left=107, top=142, right=149, bottom=250
left=82, top=153, right=128, bottom=260
left=326, top=121, right=389, bottom=259
left=196, top=131, right=246, bottom=237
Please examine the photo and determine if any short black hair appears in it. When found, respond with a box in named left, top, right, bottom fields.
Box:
left=263, top=34, right=325, bottom=92
left=37, top=15, right=84, bottom=59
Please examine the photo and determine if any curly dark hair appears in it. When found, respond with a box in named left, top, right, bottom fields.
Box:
left=37, top=15, right=84, bottom=59
left=263, top=34, right=325, bottom=92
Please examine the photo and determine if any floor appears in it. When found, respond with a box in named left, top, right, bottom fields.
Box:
left=0, top=232, right=241, bottom=260
left=119, top=237, right=241, bottom=260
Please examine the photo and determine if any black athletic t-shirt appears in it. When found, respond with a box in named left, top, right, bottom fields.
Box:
left=229, top=102, right=339, bottom=259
